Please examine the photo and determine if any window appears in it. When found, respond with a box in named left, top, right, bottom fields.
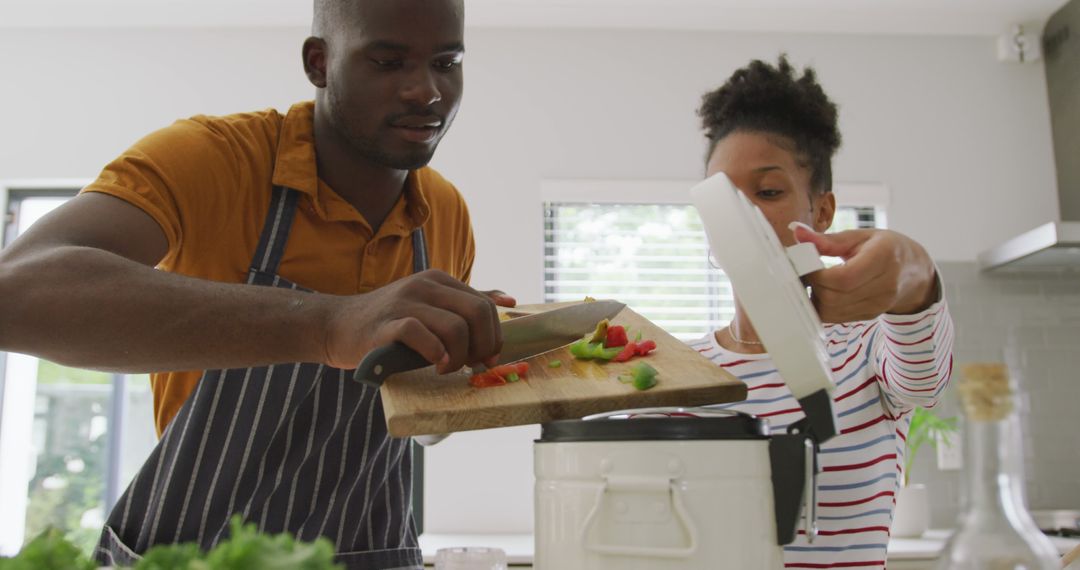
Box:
left=0, top=184, right=157, bottom=557
left=542, top=180, right=888, bottom=341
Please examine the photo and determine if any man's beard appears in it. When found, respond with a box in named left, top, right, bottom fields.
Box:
left=328, top=97, right=442, bottom=171
left=345, top=128, right=438, bottom=171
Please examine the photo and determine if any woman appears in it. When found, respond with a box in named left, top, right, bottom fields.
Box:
left=691, top=56, right=953, bottom=569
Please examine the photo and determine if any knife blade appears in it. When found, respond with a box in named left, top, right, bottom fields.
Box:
left=353, top=300, right=625, bottom=388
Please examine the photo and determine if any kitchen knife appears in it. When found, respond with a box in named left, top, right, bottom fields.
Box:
left=353, top=300, right=626, bottom=388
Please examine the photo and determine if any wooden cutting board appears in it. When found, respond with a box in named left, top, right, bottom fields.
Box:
left=379, top=303, right=747, bottom=437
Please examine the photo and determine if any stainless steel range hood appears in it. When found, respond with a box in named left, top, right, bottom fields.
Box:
left=978, top=221, right=1080, bottom=271
left=979, top=0, right=1080, bottom=272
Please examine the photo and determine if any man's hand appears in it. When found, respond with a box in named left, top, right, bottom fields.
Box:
left=790, top=223, right=938, bottom=324
left=321, top=270, right=517, bottom=374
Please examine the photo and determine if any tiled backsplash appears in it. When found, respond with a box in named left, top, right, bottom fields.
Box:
left=909, top=261, right=1080, bottom=527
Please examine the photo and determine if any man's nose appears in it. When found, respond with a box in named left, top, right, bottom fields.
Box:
left=401, top=67, right=442, bottom=107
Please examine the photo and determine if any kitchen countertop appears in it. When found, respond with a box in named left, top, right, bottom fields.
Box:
left=889, top=529, right=1080, bottom=559
left=420, top=530, right=1080, bottom=565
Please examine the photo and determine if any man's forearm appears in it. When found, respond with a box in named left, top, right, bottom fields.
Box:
left=0, top=245, right=330, bottom=373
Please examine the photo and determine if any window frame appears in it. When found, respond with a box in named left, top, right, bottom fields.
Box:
left=0, top=179, right=90, bottom=445
left=0, top=180, right=139, bottom=554
left=0, top=180, right=415, bottom=547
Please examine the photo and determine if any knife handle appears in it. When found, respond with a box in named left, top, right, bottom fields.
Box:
left=353, top=342, right=433, bottom=388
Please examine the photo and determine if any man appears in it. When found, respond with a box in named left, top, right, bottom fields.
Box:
left=691, top=56, right=953, bottom=568
left=0, top=1, right=506, bottom=568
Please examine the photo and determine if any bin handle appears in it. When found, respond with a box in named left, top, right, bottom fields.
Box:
left=580, top=475, right=698, bottom=559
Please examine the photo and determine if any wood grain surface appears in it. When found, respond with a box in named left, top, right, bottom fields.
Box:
left=379, top=303, right=746, bottom=437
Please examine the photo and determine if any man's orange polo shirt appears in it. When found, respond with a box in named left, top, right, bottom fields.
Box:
left=81, top=101, right=475, bottom=435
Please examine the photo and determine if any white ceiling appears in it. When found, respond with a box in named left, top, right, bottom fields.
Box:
left=0, top=0, right=1070, bottom=36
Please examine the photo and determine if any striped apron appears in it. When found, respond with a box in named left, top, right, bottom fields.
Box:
left=96, top=186, right=425, bottom=570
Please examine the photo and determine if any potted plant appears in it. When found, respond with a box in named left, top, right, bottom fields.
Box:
left=892, top=407, right=958, bottom=538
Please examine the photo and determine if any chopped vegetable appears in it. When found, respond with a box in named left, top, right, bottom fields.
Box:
left=604, top=325, right=628, bottom=348
left=548, top=360, right=563, bottom=368
left=612, top=339, right=658, bottom=363
left=613, top=342, right=638, bottom=363
left=490, top=362, right=530, bottom=377
left=564, top=317, right=660, bottom=387
left=596, top=346, right=623, bottom=360
left=630, top=362, right=659, bottom=391
left=569, top=340, right=622, bottom=361
left=469, top=362, right=530, bottom=388
left=569, top=340, right=591, bottom=359
left=469, top=371, right=507, bottom=388
left=586, top=319, right=609, bottom=344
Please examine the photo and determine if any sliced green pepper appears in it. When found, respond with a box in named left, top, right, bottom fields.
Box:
left=548, top=360, right=563, bottom=368
left=591, top=343, right=622, bottom=361
left=570, top=340, right=622, bottom=361
left=631, top=362, right=658, bottom=391
left=506, top=372, right=521, bottom=383
left=569, top=340, right=592, bottom=359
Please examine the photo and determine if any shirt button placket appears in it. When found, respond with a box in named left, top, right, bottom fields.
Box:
left=357, top=241, right=368, bottom=292
left=359, top=240, right=377, bottom=292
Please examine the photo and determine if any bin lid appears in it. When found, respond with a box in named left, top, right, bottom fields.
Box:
left=539, top=407, right=770, bottom=442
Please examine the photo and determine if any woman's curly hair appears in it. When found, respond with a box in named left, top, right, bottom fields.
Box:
left=698, top=55, right=842, bottom=193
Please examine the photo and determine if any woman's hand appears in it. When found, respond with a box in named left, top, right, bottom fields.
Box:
left=790, top=223, right=939, bottom=323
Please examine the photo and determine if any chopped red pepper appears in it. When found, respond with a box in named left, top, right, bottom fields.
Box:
left=604, top=325, right=629, bottom=348
left=469, top=371, right=507, bottom=388
left=612, top=339, right=657, bottom=363
left=613, top=342, right=638, bottom=363
left=469, top=362, right=530, bottom=388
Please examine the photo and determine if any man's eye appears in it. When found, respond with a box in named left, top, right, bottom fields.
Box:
left=757, top=189, right=784, bottom=199
left=372, top=59, right=404, bottom=69
left=433, top=58, right=461, bottom=71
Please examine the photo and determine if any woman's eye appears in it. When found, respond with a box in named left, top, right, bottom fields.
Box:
left=757, top=189, right=784, bottom=199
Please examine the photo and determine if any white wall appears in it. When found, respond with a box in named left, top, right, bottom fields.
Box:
left=0, top=27, right=1059, bottom=298
left=439, top=29, right=1059, bottom=304
left=0, top=25, right=1061, bottom=534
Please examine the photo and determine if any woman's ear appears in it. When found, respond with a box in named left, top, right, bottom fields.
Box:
left=813, top=191, right=836, bottom=233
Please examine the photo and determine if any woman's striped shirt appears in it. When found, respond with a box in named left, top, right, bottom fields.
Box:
left=688, top=300, right=954, bottom=569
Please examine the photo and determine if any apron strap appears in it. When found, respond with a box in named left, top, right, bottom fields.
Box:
left=250, top=186, right=299, bottom=275
left=252, top=185, right=429, bottom=276
left=410, top=228, right=429, bottom=273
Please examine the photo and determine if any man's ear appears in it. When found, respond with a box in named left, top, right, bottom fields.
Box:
left=302, top=37, right=329, bottom=89
left=814, top=191, right=836, bottom=233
